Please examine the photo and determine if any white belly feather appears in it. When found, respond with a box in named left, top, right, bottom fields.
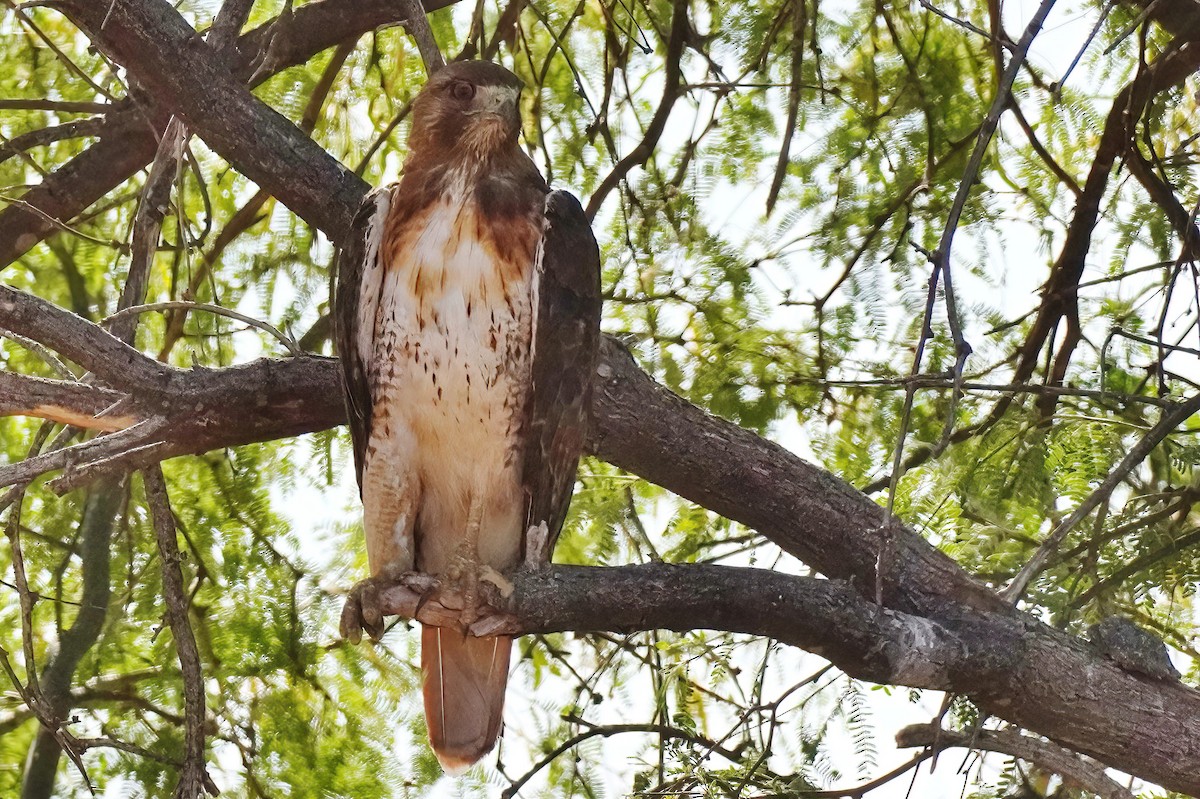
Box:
left=361, top=195, right=533, bottom=576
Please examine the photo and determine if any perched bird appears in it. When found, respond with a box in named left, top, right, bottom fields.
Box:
left=333, top=61, right=601, bottom=771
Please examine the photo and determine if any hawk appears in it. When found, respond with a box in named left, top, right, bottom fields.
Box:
left=333, top=61, right=601, bottom=771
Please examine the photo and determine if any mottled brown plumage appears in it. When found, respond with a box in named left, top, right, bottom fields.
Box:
left=333, top=61, right=601, bottom=772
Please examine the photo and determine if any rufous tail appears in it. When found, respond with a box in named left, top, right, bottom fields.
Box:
left=421, top=624, right=512, bottom=773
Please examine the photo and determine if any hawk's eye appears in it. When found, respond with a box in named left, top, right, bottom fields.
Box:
left=451, top=82, right=476, bottom=102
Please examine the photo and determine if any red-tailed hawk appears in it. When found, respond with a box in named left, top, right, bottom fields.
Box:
left=333, top=61, right=601, bottom=771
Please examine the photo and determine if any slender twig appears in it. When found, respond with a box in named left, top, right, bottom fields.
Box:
left=2, top=0, right=118, bottom=98
left=0, top=330, right=76, bottom=379
left=932, top=0, right=1059, bottom=392
left=1110, top=327, right=1200, bottom=359
left=0, top=118, right=106, bottom=168
left=0, top=99, right=111, bottom=114
left=1103, top=0, right=1159, bottom=55
left=1070, top=525, right=1200, bottom=608
left=144, top=467, right=216, bottom=798
left=70, top=736, right=182, bottom=767
left=0, top=193, right=128, bottom=250
left=752, top=751, right=931, bottom=798
left=881, top=0, right=1059, bottom=600
left=103, top=301, right=302, bottom=356
left=918, top=0, right=1012, bottom=49
left=399, top=0, right=445, bottom=74
left=1004, top=390, right=1200, bottom=602
left=897, top=723, right=1134, bottom=799
left=1052, top=0, right=1114, bottom=97
left=585, top=0, right=689, bottom=218
left=502, top=722, right=743, bottom=799
left=802, top=376, right=1174, bottom=408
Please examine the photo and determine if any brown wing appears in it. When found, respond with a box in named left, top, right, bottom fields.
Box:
left=521, top=190, right=602, bottom=559
left=333, top=186, right=392, bottom=493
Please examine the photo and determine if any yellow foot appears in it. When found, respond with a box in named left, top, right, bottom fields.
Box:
left=339, top=569, right=433, bottom=644
left=440, top=546, right=514, bottom=629
left=339, top=575, right=390, bottom=644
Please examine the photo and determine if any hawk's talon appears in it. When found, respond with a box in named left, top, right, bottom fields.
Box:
left=340, top=582, right=383, bottom=643
left=410, top=574, right=444, bottom=619
left=341, top=571, right=423, bottom=643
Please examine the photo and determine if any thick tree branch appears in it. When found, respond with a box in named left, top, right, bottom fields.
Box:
left=4, top=304, right=1200, bottom=791
left=51, top=0, right=366, bottom=241
left=0, top=284, right=175, bottom=388
left=0, top=0, right=458, bottom=267
left=0, top=372, right=131, bottom=431
left=377, top=564, right=1200, bottom=795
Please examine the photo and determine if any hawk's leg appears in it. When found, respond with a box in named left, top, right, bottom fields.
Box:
left=445, top=493, right=514, bottom=629
left=344, top=453, right=420, bottom=643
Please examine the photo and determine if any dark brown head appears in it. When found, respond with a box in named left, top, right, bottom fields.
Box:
left=407, top=61, right=524, bottom=163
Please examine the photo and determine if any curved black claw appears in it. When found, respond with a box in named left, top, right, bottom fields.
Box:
left=340, top=577, right=387, bottom=643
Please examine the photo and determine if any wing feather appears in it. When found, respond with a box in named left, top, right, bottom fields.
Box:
left=333, top=186, right=392, bottom=493
left=522, top=190, right=602, bottom=558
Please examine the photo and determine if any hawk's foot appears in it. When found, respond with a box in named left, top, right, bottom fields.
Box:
left=340, top=576, right=387, bottom=644
left=442, top=546, right=512, bottom=629
left=340, top=568, right=432, bottom=644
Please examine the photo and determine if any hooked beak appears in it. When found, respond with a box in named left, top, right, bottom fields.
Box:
left=466, top=85, right=521, bottom=130
left=496, top=95, right=519, bottom=128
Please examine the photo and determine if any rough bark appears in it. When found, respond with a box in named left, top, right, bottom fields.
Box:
left=369, top=564, right=1200, bottom=795
left=53, top=0, right=366, bottom=241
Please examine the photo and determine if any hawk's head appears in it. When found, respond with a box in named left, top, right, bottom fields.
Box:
left=408, top=61, right=524, bottom=161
